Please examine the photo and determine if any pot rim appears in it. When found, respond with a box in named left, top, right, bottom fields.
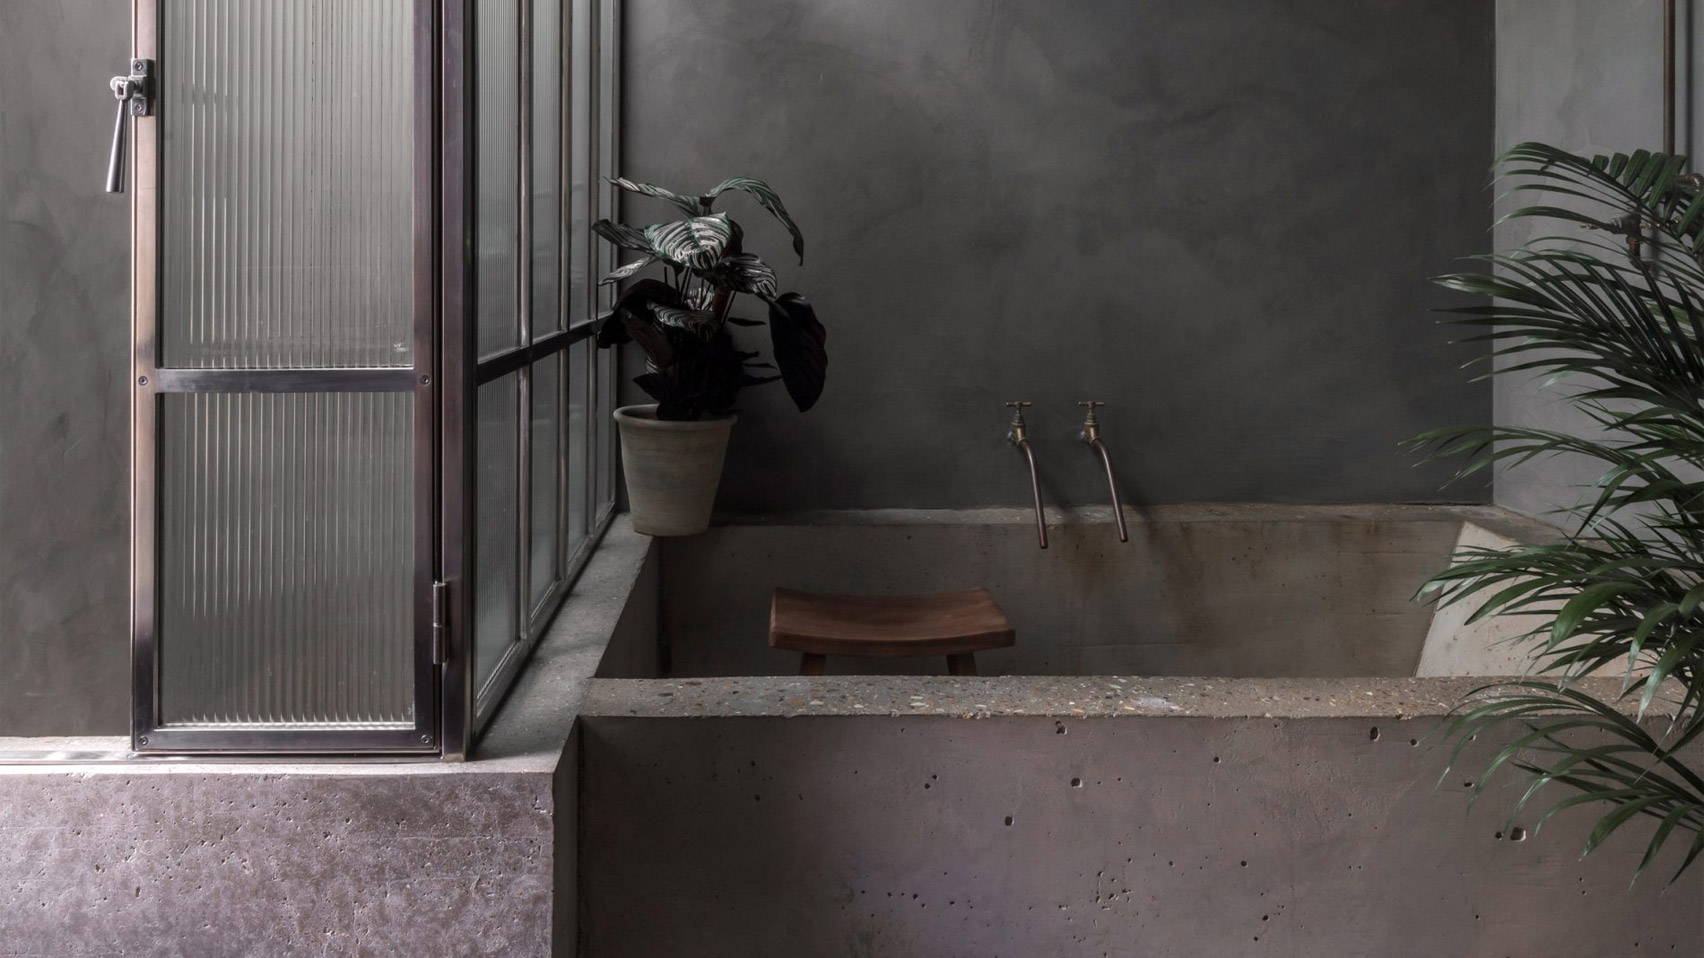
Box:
left=614, top=403, right=737, bottom=430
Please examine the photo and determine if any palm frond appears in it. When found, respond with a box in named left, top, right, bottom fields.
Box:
left=1419, top=143, right=1704, bottom=880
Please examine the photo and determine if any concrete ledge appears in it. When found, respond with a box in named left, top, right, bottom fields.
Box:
left=582, top=674, right=1649, bottom=720
left=0, top=517, right=656, bottom=957
left=711, top=502, right=1530, bottom=527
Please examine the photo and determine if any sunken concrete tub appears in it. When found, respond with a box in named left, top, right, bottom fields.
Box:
left=577, top=505, right=1704, bottom=958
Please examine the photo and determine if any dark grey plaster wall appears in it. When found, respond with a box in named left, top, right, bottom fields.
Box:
left=1490, top=1, right=1689, bottom=518
left=620, top=0, right=1495, bottom=511
left=0, top=3, right=132, bottom=734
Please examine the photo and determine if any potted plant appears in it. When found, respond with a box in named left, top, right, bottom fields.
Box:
left=592, top=176, right=826, bottom=536
left=1416, top=143, right=1704, bottom=882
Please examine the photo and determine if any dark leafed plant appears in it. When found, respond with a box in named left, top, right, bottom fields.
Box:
left=1413, top=142, right=1704, bottom=882
left=592, top=176, right=826, bottom=421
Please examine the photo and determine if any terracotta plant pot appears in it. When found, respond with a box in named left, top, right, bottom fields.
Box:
left=614, top=404, right=737, bottom=536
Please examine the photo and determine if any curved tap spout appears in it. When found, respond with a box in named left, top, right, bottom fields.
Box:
left=1078, top=402, right=1129, bottom=543
left=1005, top=402, right=1048, bottom=549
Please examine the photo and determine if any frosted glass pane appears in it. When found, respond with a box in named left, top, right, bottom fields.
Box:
left=530, top=355, right=562, bottom=611
left=476, top=0, right=521, bottom=359
left=476, top=374, right=521, bottom=692
left=159, top=0, right=415, bottom=369
left=531, top=0, right=564, bottom=339
left=567, top=339, right=591, bottom=559
left=158, top=392, right=414, bottom=728
left=596, top=345, right=617, bottom=510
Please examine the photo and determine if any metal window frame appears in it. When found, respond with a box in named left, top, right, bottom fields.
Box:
left=447, top=0, right=623, bottom=753
left=125, top=0, right=620, bottom=759
left=129, top=0, right=442, bottom=755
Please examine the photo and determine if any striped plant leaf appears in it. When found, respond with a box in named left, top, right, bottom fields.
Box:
left=702, top=177, right=806, bottom=264
left=703, top=253, right=779, bottom=297
left=591, top=218, right=653, bottom=255
left=600, top=255, right=656, bottom=285
left=644, top=214, right=735, bottom=270
left=610, top=177, right=707, bottom=217
left=651, top=304, right=716, bottom=329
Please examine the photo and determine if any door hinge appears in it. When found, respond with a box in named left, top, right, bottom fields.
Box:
left=431, top=580, right=448, bottom=665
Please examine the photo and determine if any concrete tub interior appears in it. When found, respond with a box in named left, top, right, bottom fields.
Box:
left=651, top=504, right=1555, bottom=680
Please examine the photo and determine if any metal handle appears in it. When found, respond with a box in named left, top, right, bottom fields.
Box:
left=105, top=60, right=154, bottom=194
left=1004, top=400, right=1032, bottom=435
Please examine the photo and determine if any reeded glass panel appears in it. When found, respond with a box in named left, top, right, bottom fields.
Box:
left=596, top=344, right=617, bottom=511
left=567, top=338, right=591, bottom=558
left=476, top=0, right=522, bottom=359
left=596, top=0, right=620, bottom=315
left=530, top=355, right=562, bottom=612
left=158, top=392, right=414, bottom=727
left=159, top=0, right=415, bottom=369
left=531, top=0, right=564, bottom=339
left=567, top=0, right=593, bottom=324
left=475, top=373, right=521, bottom=692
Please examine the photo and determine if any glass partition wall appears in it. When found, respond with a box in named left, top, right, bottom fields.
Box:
left=125, top=0, right=620, bottom=758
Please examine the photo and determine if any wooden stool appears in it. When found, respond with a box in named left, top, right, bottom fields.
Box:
left=769, top=587, right=1015, bottom=676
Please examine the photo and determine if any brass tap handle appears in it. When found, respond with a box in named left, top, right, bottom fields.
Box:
left=1078, top=401, right=1105, bottom=441
left=1004, top=401, right=1032, bottom=442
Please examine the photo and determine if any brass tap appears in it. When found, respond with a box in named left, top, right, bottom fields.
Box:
left=1004, top=402, right=1047, bottom=549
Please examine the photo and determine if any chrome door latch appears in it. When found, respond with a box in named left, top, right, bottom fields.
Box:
left=105, top=59, right=155, bottom=194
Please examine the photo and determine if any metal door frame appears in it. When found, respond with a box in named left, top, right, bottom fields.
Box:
left=128, top=0, right=442, bottom=755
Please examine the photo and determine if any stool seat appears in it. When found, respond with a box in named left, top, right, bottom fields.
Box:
left=769, top=588, right=1015, bottom=665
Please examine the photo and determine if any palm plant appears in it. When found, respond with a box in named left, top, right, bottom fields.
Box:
left=1415, top=142, right=1704, bottom=882
left=592, top=176, right=826, bottom=421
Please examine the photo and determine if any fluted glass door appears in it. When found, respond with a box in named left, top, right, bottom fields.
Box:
left=130, top=0, right=437, bottom=753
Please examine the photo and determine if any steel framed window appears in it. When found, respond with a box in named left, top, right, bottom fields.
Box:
left=440, top=0, right=621, bottom=756
left=125, top=0, right=620, bottom=758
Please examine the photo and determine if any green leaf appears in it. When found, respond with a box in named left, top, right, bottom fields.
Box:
left=610, top=177, right=707, bottom=217
left=701, top=177, right=806, bottom=264
left=644, top=214, right=736, bottom=270
left=701, top=253, right=779, bottom=297
left=765, top=292, right=827, bottom=412
left=601, top=255, right=656, bottom=285
left=592, top=219, right=653, bottom=255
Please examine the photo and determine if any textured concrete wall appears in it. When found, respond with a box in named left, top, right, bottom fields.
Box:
left=1490, top=1, right=1674, bottom=517
left=657, top=506, right=1539, bottom=678
left=592, top=543, right=659, bottom=679
left=0, top=765, right=561, bottom=956
left=0, top=2, right=133, bottom=734
left=620, top=0, right=1494, bottom=511
left=581, top=712, right=1703, bottom=958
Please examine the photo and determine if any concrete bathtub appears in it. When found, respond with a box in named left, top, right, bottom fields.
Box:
left=577, top=505, right=1704, bottom=957
left=648, top=504, right=1554, bottom=680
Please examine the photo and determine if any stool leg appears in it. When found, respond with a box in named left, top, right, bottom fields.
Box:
left=800, top=653, right=827, bottom=676
left=947, top=653, right=977, bottom=676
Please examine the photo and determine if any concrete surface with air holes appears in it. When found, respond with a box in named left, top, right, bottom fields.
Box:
left=577, top=699, right=1702, bottom=958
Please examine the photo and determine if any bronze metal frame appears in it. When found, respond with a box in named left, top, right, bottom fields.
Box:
left=128, top=0, right=620, bottom=758
left=130, top=0, right=442, bottom=755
